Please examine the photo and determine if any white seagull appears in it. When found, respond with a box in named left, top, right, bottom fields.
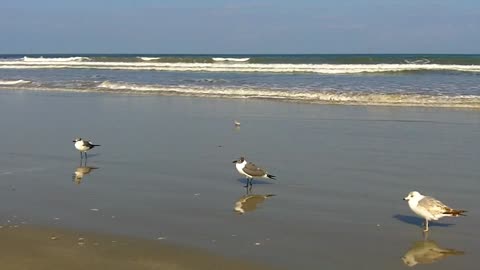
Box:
left=234, top=120, right=241, bottom=127
left=403, top=191, right=466, bottom=232
left=73, top=138, right=100, bottom=159
left=232, top=157, right=276, bottom=187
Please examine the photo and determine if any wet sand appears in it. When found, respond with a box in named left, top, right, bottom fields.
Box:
left=0, top=225, right=277, bottom=270
left=0, top=89, right=479, bottom=269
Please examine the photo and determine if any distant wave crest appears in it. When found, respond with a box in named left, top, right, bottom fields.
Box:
left=0, top=79, right=31, bottom=85
left=212, top=57, right=250, bottom=62
left=23, top=56, right=89, bottom=62
left=404, top=59, right=431, bottom=64
left=137, top=57, right=161, bottom=61
left=1, top=59, right=480, bottom=74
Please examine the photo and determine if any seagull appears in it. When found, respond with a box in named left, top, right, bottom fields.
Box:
left=402, top=240, right=464, bottom=267
left=234, top=120, right=241, bottom=127
left=403, top=191, right=466, bottom=232
left=232, top=157, right=276, bottom=187
left=234, top=194, right=275, bottom=214
left=73, top=138, right=100, bottom=160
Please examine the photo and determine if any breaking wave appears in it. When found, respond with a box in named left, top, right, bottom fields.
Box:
left=0, top=79, right=31, bottom=85
left=137, top=57, right=161, bottom=61
left=1, top=59, right=479, bottom=74
left=22, top=56, right=90, bottom=62
left=212, top=57, right=250, bottom=62
left=404, top=59, right=431, bottom=64
left=0, top=80, right=457, bottom=108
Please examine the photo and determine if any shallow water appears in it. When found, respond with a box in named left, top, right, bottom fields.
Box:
left=0, top=90, right=479, bottom=269
left=1, top=54, right=480, bottom=107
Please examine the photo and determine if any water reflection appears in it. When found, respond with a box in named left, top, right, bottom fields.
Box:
left=402, top=236, right=464, bottom=267
left=234, top=189, right=275, bottom=214
left=72, top=165, right=99, bottom=184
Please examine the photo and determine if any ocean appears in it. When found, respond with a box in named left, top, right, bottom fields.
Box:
left=1, top=54, right=480, bottom=108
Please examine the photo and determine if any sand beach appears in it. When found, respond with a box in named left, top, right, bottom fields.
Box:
left=0, top=89, right=479, bottom=269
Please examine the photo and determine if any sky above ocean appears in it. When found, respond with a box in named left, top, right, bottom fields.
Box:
left=0, top=0, right=479, bottom=54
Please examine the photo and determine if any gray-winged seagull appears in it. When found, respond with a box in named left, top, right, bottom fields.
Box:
left=73, top=138, right=100, bottom=160
left=403, top=191, right=466, bottom=232
left=232, top=157, right=276, bottom=187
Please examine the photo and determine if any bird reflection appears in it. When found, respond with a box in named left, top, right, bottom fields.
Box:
left=234, top=189, right=275, bottom=214
left=72, top=165, right=99, bottom=184
left=402, top=237, right=464, bottom=267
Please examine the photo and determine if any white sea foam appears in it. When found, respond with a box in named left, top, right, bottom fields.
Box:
left=0, top=79, right=31, bottom=85
left=404, top=59, right=431, bottom=64
left=212, top=57, right=250, bottom=62
left=2, top=79, right=479, bottom=108
left=137, top=57, right=161, bottom=61
left=1, top=60, right=480, bottom=74
left=23, top=56, right=89, bottom=62
left=95, top=81, right=480, bottom=108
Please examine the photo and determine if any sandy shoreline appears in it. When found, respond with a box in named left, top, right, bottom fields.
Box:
left=0, top=225, right=278, bottom=270
left=0, top=89, right=479, bottom=269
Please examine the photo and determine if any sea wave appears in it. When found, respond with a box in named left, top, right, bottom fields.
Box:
left=93, top=81, right=480, bottom=108
left=404, top=59, right=431, bottom=64
left=1, top=59, right=480, bottom=74
left=212, top=57, right=250, bottom=62
left=1, top=80, right=479, bottom=108
left=23, top=56, right=90, bottom=62
left=0, top=79, right=31, bottom=85
left=137, top=57, right=161, bottom=61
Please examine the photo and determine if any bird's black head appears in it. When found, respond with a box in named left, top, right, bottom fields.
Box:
left=232, top=157, right=246, bottom=163
left=73, top=138, right=82, bottom=143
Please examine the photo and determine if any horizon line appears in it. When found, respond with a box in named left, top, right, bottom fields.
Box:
left=1, top=52, right=480, bottom=56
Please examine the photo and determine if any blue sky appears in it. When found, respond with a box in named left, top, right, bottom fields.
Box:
left=1, top=0, right=479, bottom=54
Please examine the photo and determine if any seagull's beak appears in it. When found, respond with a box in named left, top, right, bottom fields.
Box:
left=72, top=140, right=76, bottom=142
left=403, top=197, right=407, bottom=201
left=232, top=160, right=237, bottom=163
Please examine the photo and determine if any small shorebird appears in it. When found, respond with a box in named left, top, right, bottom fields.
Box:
left=403, top=191, right=466, bottom=232
left=234, top=194, right=275, bottom=214
left=234, top=120, right=241, bottom=127
left=73, top=138, right=100, bottom=160
left=232, top=157, right=276, bottom=187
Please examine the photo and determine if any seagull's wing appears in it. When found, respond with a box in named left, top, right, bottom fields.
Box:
left=417, top=196, right=451, bottom=215
left=242, top=162, right=267, bottom=177
left=83, top=140, right=94, bottom=148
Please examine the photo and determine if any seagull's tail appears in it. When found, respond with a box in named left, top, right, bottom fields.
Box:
left=265, top=194, right=276, bottom=198
left=444, top=209, right=467, bottom=217
left=91, top=144, right=101, bottom=147
left=267, top=174, right=276, bottom=180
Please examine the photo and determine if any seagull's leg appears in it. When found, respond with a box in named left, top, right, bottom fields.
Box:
left=244, top=177, right=249, bottom=188
left=423, top=219, right=429, bottom=232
